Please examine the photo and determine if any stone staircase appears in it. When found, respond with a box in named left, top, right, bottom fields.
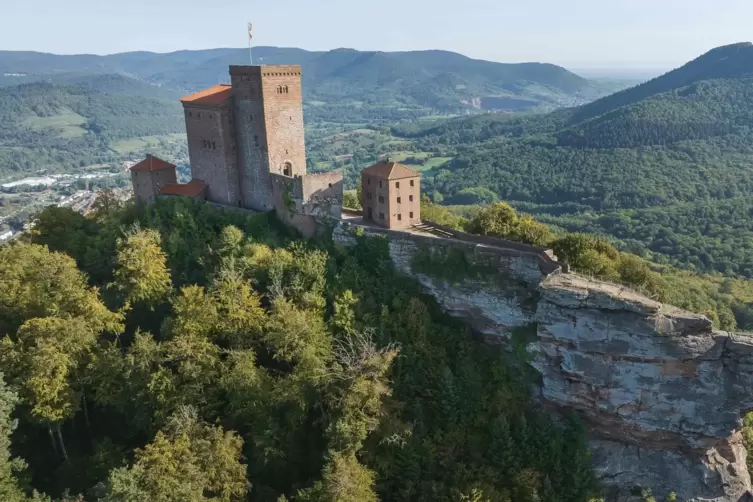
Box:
left=410, top=221, right=454, bottom=238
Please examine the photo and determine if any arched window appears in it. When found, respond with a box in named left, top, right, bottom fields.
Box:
left=277, top=85, right=283, bottom=94
left=283, top=162, right=292, bottom=176
left=283, top=85, right=289, bottom=94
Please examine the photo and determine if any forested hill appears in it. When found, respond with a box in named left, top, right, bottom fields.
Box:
left=567, top=42, right=753, bottom=124
left=0, top=46, right=612, bottom=113
left=403, top=42, right=753, bottom=278
left=0, top=196, right=602, bottom=501
left=0, top=78, right=184, bottom=176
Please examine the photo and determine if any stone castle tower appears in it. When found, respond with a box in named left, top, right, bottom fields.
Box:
left=179, top=65, right=309, bottom=211
left=230, top=65, right=306, bottom=211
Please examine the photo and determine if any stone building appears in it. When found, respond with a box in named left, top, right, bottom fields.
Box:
left=229, top=65, right=307, bottom=211
left=177, top=65, right=312, bottom=212
left=132, top=63, right=343, bottom=236
left=130, top=154, right=178, bottom=204
left=361, top=160, right=421, bottom=229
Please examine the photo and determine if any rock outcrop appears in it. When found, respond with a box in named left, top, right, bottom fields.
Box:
left=537, top=275, right=753, bottom=501
left=333, top=222, right=753, bottom=501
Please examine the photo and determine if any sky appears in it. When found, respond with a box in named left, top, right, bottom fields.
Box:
left=3, top=0, right=753, bottom=70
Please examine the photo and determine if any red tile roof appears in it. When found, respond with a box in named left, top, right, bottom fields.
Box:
left=130, top=155, right=176, bottom=173
left=180, top=84, right=233, bottom=105
left=361, top=160, right=420, bottom=180
left=159, top=179, right=208, bottom=198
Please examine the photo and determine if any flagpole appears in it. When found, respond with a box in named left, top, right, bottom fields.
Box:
left=248, top=22, right=253, bottom=65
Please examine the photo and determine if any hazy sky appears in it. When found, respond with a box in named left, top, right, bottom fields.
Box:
left=3, top=0, right=752, bottom=69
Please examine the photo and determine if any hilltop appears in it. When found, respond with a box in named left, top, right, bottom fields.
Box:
left=396, top=43, right=753, bottom=278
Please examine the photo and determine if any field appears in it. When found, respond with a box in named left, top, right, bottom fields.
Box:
left=111, top=133, right=186, bottom=155
left=305, top=121, right=455, bottom=185
left=22, top=110, right=88, bottom=138
left=385, top=151, right=452, bottom=171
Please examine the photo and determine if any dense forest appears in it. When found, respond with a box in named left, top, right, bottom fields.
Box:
left=0, top=80, right=184, bottom=176
left=399, top=43, right=753, bottom=279
left=0, top=196, right=602, bottom=502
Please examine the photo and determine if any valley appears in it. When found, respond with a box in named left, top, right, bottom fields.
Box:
left=0, top=46, right=630, bottom=235
left=4, top=9, right=753, bottom=499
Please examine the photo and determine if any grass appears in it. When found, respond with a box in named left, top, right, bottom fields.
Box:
left=386, top=151, right=452, bottom=172
left=111, top=133, right=185, bottom=154
left=23, top=111, right=88, bottom=138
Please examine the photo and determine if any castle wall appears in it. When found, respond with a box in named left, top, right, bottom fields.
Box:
left=183, top=103, right=241, bottom=206
left=300, top=172, right=343, bottom=220
left=333, top=220, right=558, bottom=287
left=270, top=172, right=343, bottom=237
left=270, top=174, right=318, bottom=237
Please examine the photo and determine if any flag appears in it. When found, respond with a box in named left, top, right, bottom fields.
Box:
left=248, top=23, right=253, bottom=40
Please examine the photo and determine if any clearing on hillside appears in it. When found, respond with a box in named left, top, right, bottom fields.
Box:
left=22, top=110, right=88, bottom=138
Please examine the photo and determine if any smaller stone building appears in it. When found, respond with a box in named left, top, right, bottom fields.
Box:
left=361, top=160, right=421, bottom=229
left=130, top=154, right=178, bottom=204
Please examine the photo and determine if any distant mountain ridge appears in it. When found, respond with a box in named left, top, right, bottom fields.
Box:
left=566, top=42, right=753, bottom=124
left=0, top=46, right=609, bottom=113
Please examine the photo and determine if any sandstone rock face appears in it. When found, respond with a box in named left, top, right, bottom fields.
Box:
left=333, top=223, right=753, bottom=501
left=537, top=275, right=753, bottom=501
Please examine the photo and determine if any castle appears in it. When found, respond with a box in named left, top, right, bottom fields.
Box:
left=126, top=65, right=753, bottom=502
left=131, top=63, right=425, bottom=234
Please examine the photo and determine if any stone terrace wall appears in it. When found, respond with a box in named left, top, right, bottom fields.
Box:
left=270, top=173, right=343, bottom=237
left=333, top=220, right=557, bottom=336
left=300, top=172, right=343, bottom=220
left=334, top=220, right=564, bottom=285
left=271, top=174, right=316, bottom=237
left=423, top=221, right=568, bottom=274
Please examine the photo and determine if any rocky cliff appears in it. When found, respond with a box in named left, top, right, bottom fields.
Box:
left=333, top=222, right=753, bottom=502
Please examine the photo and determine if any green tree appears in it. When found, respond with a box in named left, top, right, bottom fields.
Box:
left=467, top=202, right=519, bottom=238
left=298, top=453, right=378, bottom=502
left=0, top=372, right=41, bottom=502
left=2, top=317, right=104, bottom=460
left=103, top=407, right=248, bottom=502
left=0, top=243, right=123, bottom=336
left=211, top=271, right=266, bottom=348
left=265, top=297, right=332, bottom=382
left=343, top=191, right=362, bottom=210
left=112, top=226, right=172, bottom=307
